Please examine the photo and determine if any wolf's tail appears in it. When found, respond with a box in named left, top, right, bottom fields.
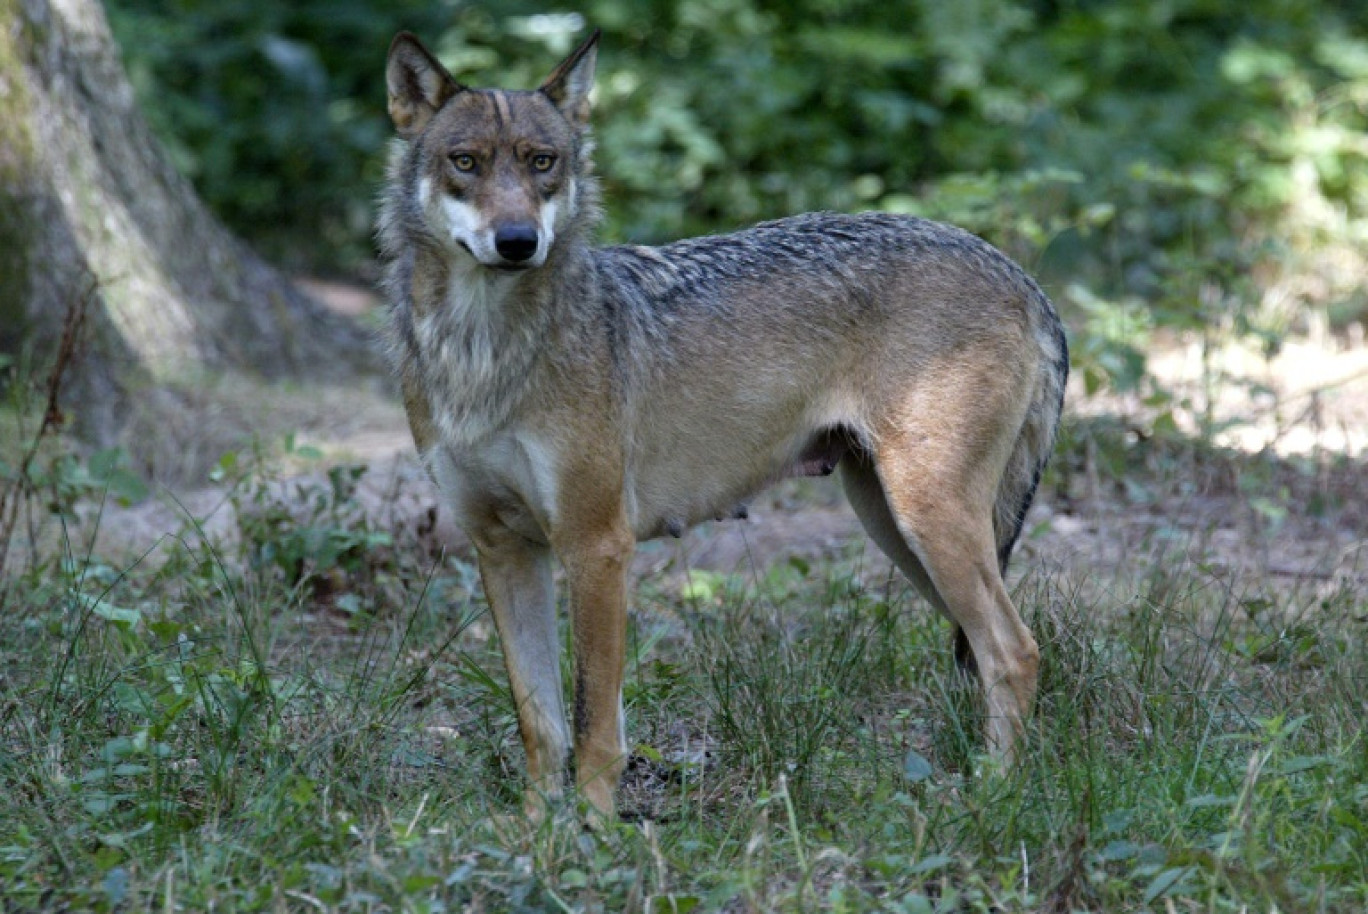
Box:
left=993, top=291, right=1069, bottom=575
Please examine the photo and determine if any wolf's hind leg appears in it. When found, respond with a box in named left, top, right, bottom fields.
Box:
left=473, top=524, right=570, bottom=819
left=839, top=457, right=942, bottom=612
left=843, top=457, right=985, bottom=683
left=867, top=431, right=1039, bottom=762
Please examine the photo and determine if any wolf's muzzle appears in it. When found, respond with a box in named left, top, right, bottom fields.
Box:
left=494, top=223, right=539, bottom=263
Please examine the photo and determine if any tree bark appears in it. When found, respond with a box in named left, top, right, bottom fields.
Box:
left=0, top=0, right=380, bottom=469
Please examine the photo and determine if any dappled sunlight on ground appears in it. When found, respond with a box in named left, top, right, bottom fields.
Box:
left=1081, top=333, right=1368, bottom=457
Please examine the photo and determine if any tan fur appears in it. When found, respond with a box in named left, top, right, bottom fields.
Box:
left=379, top=30, right=1068, bottom=820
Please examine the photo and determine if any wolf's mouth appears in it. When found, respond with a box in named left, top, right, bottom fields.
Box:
left=455, top=240, right=535, bottom=272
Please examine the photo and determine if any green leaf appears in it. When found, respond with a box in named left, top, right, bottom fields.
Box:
left=88, top=448, right=149, bottom=504
left=903, top=749, right=933, bottom=783
left=289, top=776, right=317, bottom=806
left=101, top=737, right=135, bottom=762
left=148, top=620, right=182, bottom=641
left=83, top=792, right=128, bottom=815
left=88, top=598, right=142, bottom=630
left=898, top=893, right=934, bottom=914
left=1274, top=755, right=1333, bottom=776
left=680, top=570, right=725, bottom=603
left=102, top=866, right=129, bottom=906
left=1099, top=840, right=1140, bottom=861
left=210, top=450, right=238, bottom=483
left=909, top=853, right=955, bottom=875
left=1142, top=866, right=1191, bottom=904
left=401, top=874, right=440, bottom=893
left=1151, top=410, right=1179, bottom=437
left=1102, top=808, right=1134, bottom=833
left=1083, top=363, right=1107, bottom=396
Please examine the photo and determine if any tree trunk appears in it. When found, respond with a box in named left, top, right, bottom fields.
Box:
left=0, top=0, right=380, bottom=473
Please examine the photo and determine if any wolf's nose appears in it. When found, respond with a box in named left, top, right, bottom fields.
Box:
left=494, top=224, right=539, bottom=262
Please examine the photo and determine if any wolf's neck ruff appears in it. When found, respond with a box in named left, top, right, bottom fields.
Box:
left=415, top=256, right=545, bottom=445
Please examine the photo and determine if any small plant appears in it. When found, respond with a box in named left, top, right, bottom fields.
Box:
left=216, top=436, right=393, bottom=600
left=0, top=287, right=93, bottom=583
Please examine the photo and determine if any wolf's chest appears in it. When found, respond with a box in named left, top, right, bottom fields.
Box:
left=407, top=277, right=541, bottom=447
left=427, top=428, right=562, bottom=545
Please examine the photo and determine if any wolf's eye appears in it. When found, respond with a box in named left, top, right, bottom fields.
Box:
left=531, top=154, right=556, bottom=172
left=450, top=153, right=476, bottom=172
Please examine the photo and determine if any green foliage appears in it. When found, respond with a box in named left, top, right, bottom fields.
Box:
left=108, top=1, right=1368, bottom=389
left=215, top=437, right=393, bottom=591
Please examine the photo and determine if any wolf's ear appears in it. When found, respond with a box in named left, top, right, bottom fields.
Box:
left=539, top=29, right=599, bottom=127
left=387, top=32, right=463, bottom=139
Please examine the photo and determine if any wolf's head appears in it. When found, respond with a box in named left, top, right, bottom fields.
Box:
left=385, top=30, right=598, bottom=271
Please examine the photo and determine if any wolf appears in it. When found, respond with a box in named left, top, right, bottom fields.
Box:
left=379, top=29, right=1068, bottom=819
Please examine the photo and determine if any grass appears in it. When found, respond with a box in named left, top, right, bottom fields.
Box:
left=0, top=440, right=1366, bottom=912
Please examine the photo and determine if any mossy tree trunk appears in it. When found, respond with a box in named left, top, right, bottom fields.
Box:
left=0, top=0, right=378, bottom=469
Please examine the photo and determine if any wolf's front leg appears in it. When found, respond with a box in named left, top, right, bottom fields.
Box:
left=556, top=522, right=634, bottom=819
left=472, top=524, right=569, bottom=820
